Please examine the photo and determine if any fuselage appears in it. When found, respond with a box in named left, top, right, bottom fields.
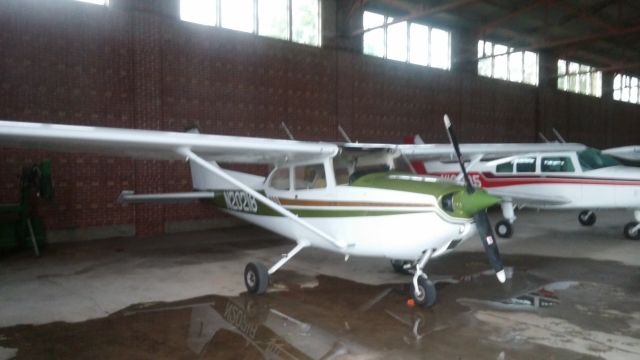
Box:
left=420, top=148, right=640, bottom=209
left=211, top=172, right=479, bottom=260
left=191, top=146, right=501, bottom=261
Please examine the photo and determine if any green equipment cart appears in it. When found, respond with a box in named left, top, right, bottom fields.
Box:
left=0, top=160, right=54, bottom=256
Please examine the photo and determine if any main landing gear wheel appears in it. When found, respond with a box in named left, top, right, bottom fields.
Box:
left=578, top=210, right=596, bottom=226
left=391, top=260, right=414, bottom=275
left=410, top=277, right=437, bottom=308
left=624, top=222, right=640, bottom=240
left=244, top=262, right=270, bottom=294
left=495, top=220, right=513, bottom=238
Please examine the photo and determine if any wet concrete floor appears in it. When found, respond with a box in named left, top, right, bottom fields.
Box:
left=2, top=252, right=640, bottom=360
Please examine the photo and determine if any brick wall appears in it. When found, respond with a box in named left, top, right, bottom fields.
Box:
left=1, top=0, right=639, bottom=239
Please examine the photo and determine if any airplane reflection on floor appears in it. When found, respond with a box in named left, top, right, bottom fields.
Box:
left=1, top=254, right=639, bottom=359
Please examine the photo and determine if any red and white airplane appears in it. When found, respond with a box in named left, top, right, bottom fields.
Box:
left=401, top=128, right=640, bottom=240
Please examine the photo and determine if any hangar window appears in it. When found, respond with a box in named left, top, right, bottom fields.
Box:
left=613, top=74, right=639, bottom=104
left=363, top=11, right=451, bottom=70
left=181, top=0, right=217, bottom=27
left=180, top=0, right=321, bottom=47
left=477, top=40, right=538, bottom=85
left=557, top=60, right=602, bottom=97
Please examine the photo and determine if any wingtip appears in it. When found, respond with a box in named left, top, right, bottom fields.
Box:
left=496, top=269, right=506, bottom=283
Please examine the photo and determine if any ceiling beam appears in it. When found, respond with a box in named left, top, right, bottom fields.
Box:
left=554, top=0, right=616, bottom=31
left=476, top=0, right=549, bottom=37
left=529, top=23, right=640, bottom=50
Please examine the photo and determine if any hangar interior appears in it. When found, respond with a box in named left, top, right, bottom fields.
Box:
left=1, top=0, right=640, bottom=359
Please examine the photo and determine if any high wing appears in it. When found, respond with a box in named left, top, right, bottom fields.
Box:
left=0, top=119, right=345, bottom=249
left=602, top=146, right=640, bottom=162
left=397, top=143, right=587, bottom=161
left=0, top=120, right=338, bottom=165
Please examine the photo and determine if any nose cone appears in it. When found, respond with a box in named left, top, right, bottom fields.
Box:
left=455, top=190, right=501, bottom=216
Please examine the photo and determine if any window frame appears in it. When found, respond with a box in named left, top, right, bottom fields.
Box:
left=613, top=73, right=640, bottom=104
left=362, top=10, right=451, bottom=70
left=557, top=59, right=602, bottom=98
left=179, top=0, right=321, bottom=47
left=477, top=40, right=539, bottom=86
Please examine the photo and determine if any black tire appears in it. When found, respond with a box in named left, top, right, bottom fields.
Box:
left=624, top=222, right=640, bottom=240
left=244, top=262, right=270, bottom=294
left=495, top=220, right=513, bottom=238
left=391, top=260, right=414, bottom=275
left=410, top=277, right=437, bottom=308
left=578, top=210, right=596, bottom=226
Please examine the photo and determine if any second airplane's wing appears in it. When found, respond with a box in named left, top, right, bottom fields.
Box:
left=602, top=146, right=640, bottom=162
left=398, top=143, right=587, bottom=161
left=0, top=120, right=338, bottom=165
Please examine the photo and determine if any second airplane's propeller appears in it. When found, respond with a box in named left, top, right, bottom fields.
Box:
left=443, top=114, right=506, bottom=283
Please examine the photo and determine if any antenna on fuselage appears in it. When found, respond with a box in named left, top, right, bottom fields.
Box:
left=280, top=122, right=295, bottom=140
left=538, top=132, right=550, bottom=143
left=337, top=124, right=352, bottom=143
left=552, top=128, right=566, bottom=143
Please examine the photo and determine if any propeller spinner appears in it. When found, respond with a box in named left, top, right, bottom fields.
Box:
left=443, top=114, right=506, bottom=283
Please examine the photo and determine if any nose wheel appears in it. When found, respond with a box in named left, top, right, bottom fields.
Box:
left=409, top=249, right=437, bottom=308
left=495, top=219, right=513, bottom=238
left=410, top=277, right=437, bottom=307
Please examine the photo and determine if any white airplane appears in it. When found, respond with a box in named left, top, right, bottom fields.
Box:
left=402, top=135, right=640, bottom=240
left=0, top=115, right=506, bottom=308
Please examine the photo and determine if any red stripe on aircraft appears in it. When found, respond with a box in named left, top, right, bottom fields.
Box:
left=428, top=171, right=640, bottom=187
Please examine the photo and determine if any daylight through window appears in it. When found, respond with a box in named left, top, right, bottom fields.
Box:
left=362, top=11, right=451, bottom=70
left=477, top=40, right=538, bottom=85
left=557, top=60, right=602, bottom=97
left=180, top=0, right=321, bottom=47
left=613, top=73, right=639, bottom=104
left=74, top=0, right=109, bottom=4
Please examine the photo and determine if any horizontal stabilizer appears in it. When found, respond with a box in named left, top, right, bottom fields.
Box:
left=117, top=191, right=215, bottom=204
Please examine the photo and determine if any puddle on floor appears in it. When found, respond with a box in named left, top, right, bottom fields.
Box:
left=1, top=254, right=639, bottom=359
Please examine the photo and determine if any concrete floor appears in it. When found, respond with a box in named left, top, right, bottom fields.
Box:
left=1, top=209, right=640, bottom=359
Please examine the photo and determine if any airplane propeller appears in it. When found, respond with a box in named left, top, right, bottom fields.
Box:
left=443, top=114, right=506, bottom=284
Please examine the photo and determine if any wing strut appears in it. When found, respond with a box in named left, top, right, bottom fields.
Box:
left=177, top=148, right=347, bottom=250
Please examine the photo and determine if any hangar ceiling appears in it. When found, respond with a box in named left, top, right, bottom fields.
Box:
left=349, top=0, right=640, bottom=76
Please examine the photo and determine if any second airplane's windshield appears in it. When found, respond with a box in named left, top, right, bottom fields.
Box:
left=578, top=148, right=620, bottom=170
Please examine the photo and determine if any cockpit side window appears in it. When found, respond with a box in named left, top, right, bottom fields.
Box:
left=578, top=148, right=620, bottom=170
left=333, top=157, right=352, bottom=185
left=269, top=167, right=290, bottom=190
left=515, top=157, right=536, bottom=173
left=541, top=156, right=575, bottom=172
left=294, top=163, right=326, bottom=190
left=496, top=161, right=513, bottom=173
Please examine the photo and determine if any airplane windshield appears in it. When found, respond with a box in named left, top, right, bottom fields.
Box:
left=578, top=148, right=620, bottom=170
